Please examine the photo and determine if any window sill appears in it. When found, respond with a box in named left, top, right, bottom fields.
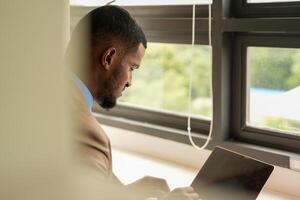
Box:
left=95, top=113, right=297, bottom=168
left=102, top=124, right=300, bottom=199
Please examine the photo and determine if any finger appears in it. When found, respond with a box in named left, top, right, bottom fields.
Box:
left=185, top=186, right=195, bottom=193
left=151, top=178, right=170, bottom=192
left=154, top=189, right=168, bottom=198
left=157, top=181, right=170, bottom=192
left=187, top=192, right=200, bottom=200
left=176, top=186, right=194, bottom=193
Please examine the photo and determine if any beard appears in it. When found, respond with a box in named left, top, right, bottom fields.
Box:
left=95, top=80, right=117, bottom=110
left=97, top=93, right=117, bottom=110
left=95, top=66, right=123, bottom=110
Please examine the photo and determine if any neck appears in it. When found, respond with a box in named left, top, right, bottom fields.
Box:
left=76, top=71, right=96, bottom=99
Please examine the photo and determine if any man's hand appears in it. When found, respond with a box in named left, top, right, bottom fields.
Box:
left=160, top=187, right=200, bottom=200
left=126, top=176, right=170, bottom=198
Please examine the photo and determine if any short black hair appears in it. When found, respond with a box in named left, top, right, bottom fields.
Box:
left=71, top=5, right=147, bottom=50
left=66, top=5, right=146, bottom=72
left=88, top=5, right=147, bottom=49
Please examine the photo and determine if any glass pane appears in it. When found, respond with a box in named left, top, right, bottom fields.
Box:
left=247, top=47, right=300, bottom=135
left=70, top=0, right=212, bottom=6
left=119, top=43, right=212, bottom=119
left=248, top=0, right=300, bottom=3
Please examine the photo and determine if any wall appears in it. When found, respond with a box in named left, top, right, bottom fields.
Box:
left=0, top=1, right=71, bottom=200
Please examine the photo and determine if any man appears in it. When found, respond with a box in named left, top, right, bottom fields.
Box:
left=67, top=5, right=199, bottom=200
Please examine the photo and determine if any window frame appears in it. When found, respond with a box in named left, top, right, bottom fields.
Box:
left=233, top=0, right=300, bottom=18
left=70, top=0, right=300, bottom=168
left=232, top=33, right=300, bottom=153
left=93, top=103, right=211, bottom=136
left=86, top=5, right=214, bottom=137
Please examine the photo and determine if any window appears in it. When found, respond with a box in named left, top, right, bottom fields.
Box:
left=248, top=0, right=300, bottom=3
left=247, top=47, right=300, bottom=135
left=119, top=43, right=212, bottom=119
left=71, top=0, right=300, bottom=167
left=232, top=34, right=300, bottom=155
left=247, top=0, right=299, bottom=3
left=87, top=5, right=212, bottom=137
left=234, top=0, right=300, bottom=18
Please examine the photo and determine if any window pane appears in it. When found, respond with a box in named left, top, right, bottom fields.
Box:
left=119, top=43, right=212, bottom=119
left=248, top=0, right=300, bottom=3
left=247, top=47, right=300, bottom=135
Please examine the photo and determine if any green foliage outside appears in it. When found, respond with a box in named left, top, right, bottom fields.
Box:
left=249, top=47, right=300, bottom=134
left=262, top=116, right=300, bottom=133
left=249, top=47, right=300, bottom=90
left=119, top=43, right=300, bottom=133
left=119, top=43, right=212, bottom=117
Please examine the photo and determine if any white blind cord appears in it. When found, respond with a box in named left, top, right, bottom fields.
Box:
left=106, top=0, right=116, bottom=5
left=208, top=3, right=212, bottom=46
left=187, top=3, right=213, bottom=151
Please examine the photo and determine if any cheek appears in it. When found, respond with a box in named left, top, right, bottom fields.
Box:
left=119, top=66, right=130, bottom=83
left=111, top=67, right=129, bottom=89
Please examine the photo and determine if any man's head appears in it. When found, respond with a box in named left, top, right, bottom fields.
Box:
left=68, top=5, right=146, bottom=109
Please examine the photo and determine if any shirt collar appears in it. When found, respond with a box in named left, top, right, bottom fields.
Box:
left=73, top=75, right=94, bottom=112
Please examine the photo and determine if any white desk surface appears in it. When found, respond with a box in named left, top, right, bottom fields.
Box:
left=112, top=148, right=300, bottom=200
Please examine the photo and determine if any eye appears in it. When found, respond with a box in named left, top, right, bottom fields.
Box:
left=130, top=66, right=136, bottom=71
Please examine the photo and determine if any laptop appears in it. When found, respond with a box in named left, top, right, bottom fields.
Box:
left=191, top=146, right=274, bottom=200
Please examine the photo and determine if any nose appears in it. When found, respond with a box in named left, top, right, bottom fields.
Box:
left=125, top=72, right=132, bottom=88
left=125, top=80, right=131, bottom=88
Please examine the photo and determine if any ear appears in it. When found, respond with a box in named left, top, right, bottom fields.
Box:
left=102, top=47, right=117, bottom=70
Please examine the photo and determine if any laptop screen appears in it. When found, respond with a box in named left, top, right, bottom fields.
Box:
left=191, top=147, right=274, bottom=200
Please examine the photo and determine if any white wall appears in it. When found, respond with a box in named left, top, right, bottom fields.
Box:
left=0, top=1, right=70, bottom=200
